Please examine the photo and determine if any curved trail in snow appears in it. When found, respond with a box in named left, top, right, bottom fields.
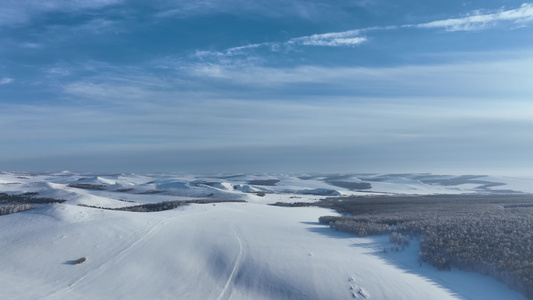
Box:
left=43, top=218, right=167, bottom=300
left=216, top=224, right=245, bottom=300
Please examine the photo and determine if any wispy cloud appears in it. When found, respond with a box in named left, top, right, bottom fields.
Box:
left=288, top=29, right=367, bottom=47
left=76, top=18, right=122, bottom=34
left=187, top=3, right=533, bottom=62
left=193, top=43, right=271, bottom=60
left=177, top=51, right=533, bottom=103
left=67, top=51, right=533, bottom=104
left=154, top=0, right=350, bottom=21
left=0, top=0, right=123, bottom=27
left=414, top=3, right=533, bottom=31
left=22, top=43, right=42, bottom=49
left=190, top=29, right=367, bottom=64
left=46, top=68, right=71, bottom=77
left=0, top=78, right=14, bottom=85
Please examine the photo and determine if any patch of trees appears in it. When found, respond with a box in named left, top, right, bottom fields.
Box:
left=0, top=193, right=66, bottom=204
left=326, top=181, right=372, bottom=190
left=317, top=194, right=533, bottom=299
left=117, top=200, right=187, bottom=212
left=0, top=193, right=66, bottom=216
left=80, top=199, right=246, bottom=212
left=140, top=190, right=163, bottom=194
left=0, top=204, right=34, bottom=215
left=67, top=183, right=107, bottom=190
left=247, top=179, right=280, bottom=186
left=270, top=202, right=318, bottom=207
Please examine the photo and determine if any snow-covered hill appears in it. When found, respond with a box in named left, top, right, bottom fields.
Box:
left=0, top=172, right=530, bottom=299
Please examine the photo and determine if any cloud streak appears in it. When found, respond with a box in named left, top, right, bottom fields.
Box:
left=190, top=30, right=368, bottom=64
left=154, top=0, right=357, bottom=21
left=0, top=78, right=14, bottom=85
left=180, top=53, right=533, bottom=101
left=189, top=2, right=533, bottom=61
left=415, top=3, right=533, bottom=31
left=288, top=29, right=367, bottom=46
left=0, top=0, right=123, bottom=27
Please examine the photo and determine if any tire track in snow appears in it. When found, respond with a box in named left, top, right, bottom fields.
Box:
left=44, top=218, right=166, bottom=299
left=216, top=223, right=245, bottom=300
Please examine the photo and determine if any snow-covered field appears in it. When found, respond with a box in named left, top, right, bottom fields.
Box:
left=0, top=172, right=530, bottom=299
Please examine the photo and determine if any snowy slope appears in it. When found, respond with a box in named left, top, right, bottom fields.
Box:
left=0, top=172, right=531, bottom=300
left=0, top=203, right=525, bottom=300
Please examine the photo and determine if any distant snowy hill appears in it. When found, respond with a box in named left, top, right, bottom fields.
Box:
left=2, top=172, right=531, bottom=205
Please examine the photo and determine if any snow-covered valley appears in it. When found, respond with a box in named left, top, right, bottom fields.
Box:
left=0, top=172, right=531, bottom=300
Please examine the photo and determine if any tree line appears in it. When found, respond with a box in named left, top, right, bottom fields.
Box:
left=0, top=193, right=66, bottom=216
left=79, top=199, right=247, bottom=212
left=0, top=192, right=66, bottom=204
left=0, top=204, right=34, bottom=216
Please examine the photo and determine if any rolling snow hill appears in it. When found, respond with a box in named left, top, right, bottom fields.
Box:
left=0, top=172, right=530, bottom=300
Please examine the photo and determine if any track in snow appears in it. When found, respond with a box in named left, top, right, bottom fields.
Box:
left=216, top=224, right=245, bottom=300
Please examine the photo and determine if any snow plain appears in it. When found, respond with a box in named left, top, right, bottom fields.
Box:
left=0, top=172, right=530, bottom=300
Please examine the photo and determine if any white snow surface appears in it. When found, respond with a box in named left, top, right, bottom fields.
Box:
left=0, top=171, right=530, bottom=300
left=483, top=175, right=533, bottom=193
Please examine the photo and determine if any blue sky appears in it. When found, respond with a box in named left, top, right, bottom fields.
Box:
left=1, top=1, right=533, bottom=174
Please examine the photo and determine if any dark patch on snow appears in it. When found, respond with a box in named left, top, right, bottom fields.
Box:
left=327, top=181, right=371, bottom=190
left=247, top=179, right=280, bottom=186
